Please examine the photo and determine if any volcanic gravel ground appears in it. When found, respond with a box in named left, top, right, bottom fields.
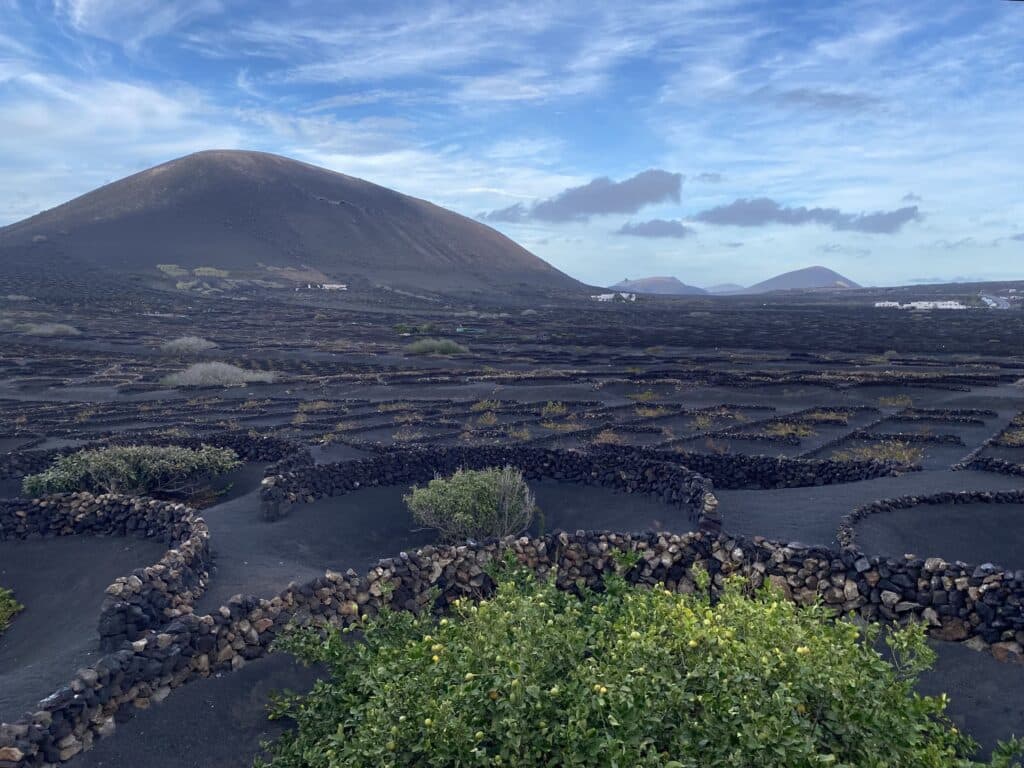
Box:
left=195, top=480, right=691, bottom=612
left=923, top=641, right=1024, bottom=757
left=0, top=536, right=168, bottom=722
left=72, top=652, right=323, bottom=768
left=854, top=501, right=1024, bottom=569
left=713, top=470, right=1024, bottom=548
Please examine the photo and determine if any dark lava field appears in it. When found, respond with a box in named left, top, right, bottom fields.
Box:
left=1, top=285, right=1023, bottom=767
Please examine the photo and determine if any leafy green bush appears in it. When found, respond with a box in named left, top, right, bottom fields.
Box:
left=161, top=361, right=275, bottom=387
left=404, top=467, right=535, bottom=542
left=263, top=570, right=1022, bottom=768
left=160, top=335, right=218, bottom=354
left=0, top=586, right=22, bottom=634
left=22, top=444, right=240, bottom=497
left=19, top=322, right=80, bottom=337
left=404, top=338, right=468, bottom=355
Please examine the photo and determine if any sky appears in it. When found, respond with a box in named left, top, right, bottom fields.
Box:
left=1, top=0, right=1022, bottom=288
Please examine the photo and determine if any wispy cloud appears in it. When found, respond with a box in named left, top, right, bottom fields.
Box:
left=616, top=219, right=694, bottom=238
left=694, top=198, right=921, bottom=234
left=483, top=170, right=682, bottom=223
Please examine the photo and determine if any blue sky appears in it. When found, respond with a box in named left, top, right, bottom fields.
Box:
left=1, top=0, right=1022, bottom=288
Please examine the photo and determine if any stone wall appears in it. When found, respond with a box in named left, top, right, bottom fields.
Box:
left=259, top=445, right=719, bottom=531
left=612, top=445, right=913, bottom=490
left=0, top=493, right=210, bottom=652
left=6, top=524, right=1024, bottom=765
left=3, top=446, right=1022, bottom=766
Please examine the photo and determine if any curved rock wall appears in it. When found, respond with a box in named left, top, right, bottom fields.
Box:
left=0, top=493, right=210, bottom=652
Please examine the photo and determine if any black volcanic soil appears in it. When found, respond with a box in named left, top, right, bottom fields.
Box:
left=855, top=501, right=1024, bottom=569
left=73, top=652, right=323, bottom=768
left=0, top=536, right=168, bottom=722
left=714, top=470, right=1024, bottom=547
left=196, top=479, right=691, bottom=612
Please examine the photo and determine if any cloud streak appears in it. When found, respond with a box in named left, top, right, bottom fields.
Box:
left=694, top=198, right=922, bottom=234
left=615, top=219, right=694, bottom=238
left=483, top=170, right=681, bottom=223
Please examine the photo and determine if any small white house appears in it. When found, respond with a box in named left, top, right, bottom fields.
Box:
left=874, top=301, right=902, bottom=308
left=591, top=292, right=636, bottom=302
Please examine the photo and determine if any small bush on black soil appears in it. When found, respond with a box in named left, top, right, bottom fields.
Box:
left=404, top=466, right=535, bottom=542
left=22, top=445, right=240, bottom=497
left=593, top=428, right=624, bottom=445
left=879, top=394, right=914, bottom=408
left=627, top=389, right=658, bottom=402
left=470, top=399, right=500, bottom=412
left=160, top=336, right=218, bottom=354
left=833, top=440, right=923, bottom=464
left=540, top=400, right=567, bottom=417
left=764, top=421, right=816, bottom=438
left=161, top=362, right=275, bottom=387
left=0, top=587, right=22, bottom=634
left=405, top=338, right=468, bottom=355
left=262, top=571, right=1022, bottom=768
left=20, top=322, right=80, bottom=337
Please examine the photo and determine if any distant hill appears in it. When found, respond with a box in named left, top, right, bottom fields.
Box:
left=610, top=276, right=707, bottom=295
left=0, top=150, right=586, bottom=296
left=707, top=283, right=745, bottom=294
left=741, top=266, right=860, bottom=294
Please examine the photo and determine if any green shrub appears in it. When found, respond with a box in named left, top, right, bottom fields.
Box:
left=19, top=322, right=80, bottom=337
left=404, top=467, right=535, bottom=542
left=405, top=338, right=469, bottom=355
left=22, top=444, right=240, bottom=497
left=161, top=362, right=275, bottom=387
left=160, top=336, right=218, bottom=354
left=833, top=440, right=924, bottom=465
left=0, top=586, right=22, bottom=634
left=263, top=571, right=1022, bottom=768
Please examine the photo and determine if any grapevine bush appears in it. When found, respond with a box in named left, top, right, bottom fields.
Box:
left=404, top=466, right=536, bottom=542
left=22, top=444, right=240, bottom=497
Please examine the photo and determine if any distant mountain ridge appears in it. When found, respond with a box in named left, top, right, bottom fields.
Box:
left=740, top=266, right=860, bottom=294
left=609, top=276, right=707, bottom=295
left=0, top=149, right=587, bottom=296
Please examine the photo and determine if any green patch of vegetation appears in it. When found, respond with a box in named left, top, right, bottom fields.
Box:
left=626, top=389, right=658, bottom=402
left=160, top=335, right=217, bottom=354
left=403, top=466, right=535, bottom=542
left=161, top=362, right=275, bottom=388
left=802, top=409, right=851, bottom=425
left=476, top=411, right=498, bottom=427
left=999, top=428, right=1024, bottom=448
left=405, top=338, right=469, bottom=355
left=540, top=418, right=582, bottom=432
left=470, top=399, right=500, bottom=412
left=392, top=426, right=425, bottom=443
left=22, top=444, right=240, bottom=498
left=263, top=569, right=1021, bottom=768
left=635, top=405, right=669, bottom=419
left=879, top=394, right=914, bottom=408
left=378, top=401, right=415, bottom=413
left=297, top=400, right=332, bottom=413
left=19, top=322, right=80, bottom=337
left=592, top=429, right=624, bottom=445
left=505, top=425, right=530, bottom=441
left=833, top=440, right=924, bottom=465
left=764, top=421, right=817, bottom=438
left=0, top=586, right=22, bottom=634
left=540, top=401, right=567, bottom=418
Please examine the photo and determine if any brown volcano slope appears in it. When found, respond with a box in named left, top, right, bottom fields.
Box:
left=0, top=150, right=586, bottom=296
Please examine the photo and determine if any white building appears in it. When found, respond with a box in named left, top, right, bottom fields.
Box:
left=591, top=292, right=636, bottom=302
left=874, top=301, right=902, bottom=308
